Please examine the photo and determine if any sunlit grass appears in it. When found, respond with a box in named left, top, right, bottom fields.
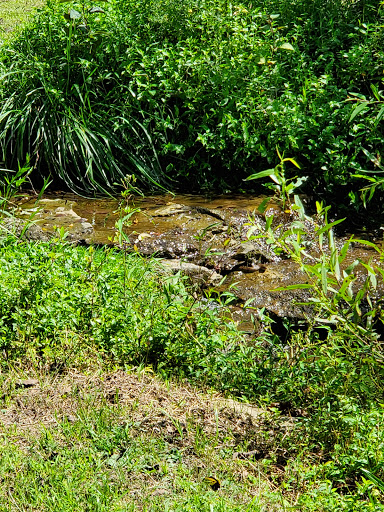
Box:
left=0, top=370, right=281, bottom=511
left=0, top=0, right=45, bottom=40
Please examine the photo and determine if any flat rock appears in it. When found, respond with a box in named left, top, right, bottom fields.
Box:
left=159, top=259, right=222, bottom=286
left=152, top=204, right=191, bottom=216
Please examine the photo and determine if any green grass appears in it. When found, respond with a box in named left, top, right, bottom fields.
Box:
left=2, top=369, right=383, bottom=512
left=0, top=0, right=44, bottom=40
left=0, top=371, right=283, bottom=511
left=0, top=227, right=384, bottom=510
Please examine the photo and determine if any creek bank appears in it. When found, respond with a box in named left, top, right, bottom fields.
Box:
left=9, top=192, right=384, bottom=332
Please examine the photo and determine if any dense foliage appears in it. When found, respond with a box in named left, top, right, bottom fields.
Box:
left=0, top=0, right=383, bottom=205
left=1, top=229, right=384, bottom=508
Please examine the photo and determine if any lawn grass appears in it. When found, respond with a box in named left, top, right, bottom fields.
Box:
left=0, top=232, right=383, bottom=510
left=0, top=0, right=44, bottom=40
left=0, top=370, right=285, bottom=511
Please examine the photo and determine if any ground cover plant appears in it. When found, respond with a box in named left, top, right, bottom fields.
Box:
left=0, top=0, right=383, bottom=213
left=1, top=213, right=384, bottom=509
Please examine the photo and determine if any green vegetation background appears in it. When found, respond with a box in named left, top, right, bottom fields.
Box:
left=0, top=0, right=383, bottom=214
left=1, top=1, right=384, bottom=510
left=0, top=0, right=43, bottom=37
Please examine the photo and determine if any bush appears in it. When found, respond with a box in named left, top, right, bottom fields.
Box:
left=0, top=0, right=383, bottom=204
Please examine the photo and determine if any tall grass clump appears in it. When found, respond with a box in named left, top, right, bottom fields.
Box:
left=0, top=0, right=165, bottom=195
left=0, top=0, right=383, bottom=204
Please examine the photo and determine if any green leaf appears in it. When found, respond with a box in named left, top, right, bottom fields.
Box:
left=370, top=83, right=381, bottom=101
left=374, top=105, right=384, bottom=127
left=349, top=101, right=369, bottom=123
left=257, top=197, right=269, bottom=214
left=360, top=262, right=377, bottom=290
left=245, top=169, right=276, bottom=181
left=265, top=214, right=274, bottom=231
left=89, top=6, right=105, bottom=13
left=338, top=274, right=356, bottom=298
left=282, top=157, right=300, bottom=168
left=348, top=92, right=367, bottom=100
left=321, top=264, right=328, bottom=295
left=361, top=469, right=384, bottom=492
left=345, top=260, right=360, bottom=274
left=269, top=173, right=282, bottom=185
left=278, top=42, right=295, bottom=51
left=316, top=218, right=346, bottom=236
left=338, top=238, right=353, bottom=264
left=64, top=8, right=82, bottom=20
left=352, top=239, right=381, bottom=252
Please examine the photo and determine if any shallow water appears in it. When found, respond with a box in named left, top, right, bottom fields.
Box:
left=17, top=192, right=274, bottom=245
left=14, top=191, right=384, bottom=332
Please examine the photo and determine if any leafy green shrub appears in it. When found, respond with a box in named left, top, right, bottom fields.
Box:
left=1, top=0, right=383, bottom=203
left=0, top=239, right=250, bottom=377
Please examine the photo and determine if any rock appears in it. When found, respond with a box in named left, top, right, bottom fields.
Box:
left=16, top=379, right=39, bottom=388
left=233, top=241, right=262, bottom=260
left=159, top=259, right=222, bottom=286
left=54, top=207, right=85, bottom=220
left=152, top=204, right=191, bottom=216
left=66, top=221, right=93, bottom=242
left=232, top=240, right=279, bottom=263
left=131, top=230, right=198, bottom=259
left=0, top=217, right=52, bottom=241
left=193, top=206, right=225, bottom=222
left=152, top=204, right=225, bottom=222
left=217, top=260, right=313, bottom=319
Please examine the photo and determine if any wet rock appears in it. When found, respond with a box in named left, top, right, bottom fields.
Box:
left=201, top=238, right=274, bottom=273
left=158, top=259, right=222, bottom=286
left=233, top=241, right=273, bottom=263
left=152, top=204, right=191, bottom=216
left=0, top=217, right=52, bottom=241
left=54, top=207, right=84, bottom=219
left=130, top=229, right=199, bottom=259
left=67, top=222, right=93, bottom=241
left=193, top=206, right=225, bottom=222
left=236, top=263, right=266, bottom=273
left=215, top=260, right=313, bottom=319
left=152, top=203, right=225, bottom=222
left=10, top=205, right=94, bottom=243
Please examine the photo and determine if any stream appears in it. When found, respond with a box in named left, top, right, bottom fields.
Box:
left=7, top=191, right=384, bottom=334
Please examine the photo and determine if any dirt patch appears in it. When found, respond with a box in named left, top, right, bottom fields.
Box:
left=0, top=370, right=295, bottom=456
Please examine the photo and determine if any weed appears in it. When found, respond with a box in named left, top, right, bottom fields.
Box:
left=245, top=148, right=307, bottom=210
